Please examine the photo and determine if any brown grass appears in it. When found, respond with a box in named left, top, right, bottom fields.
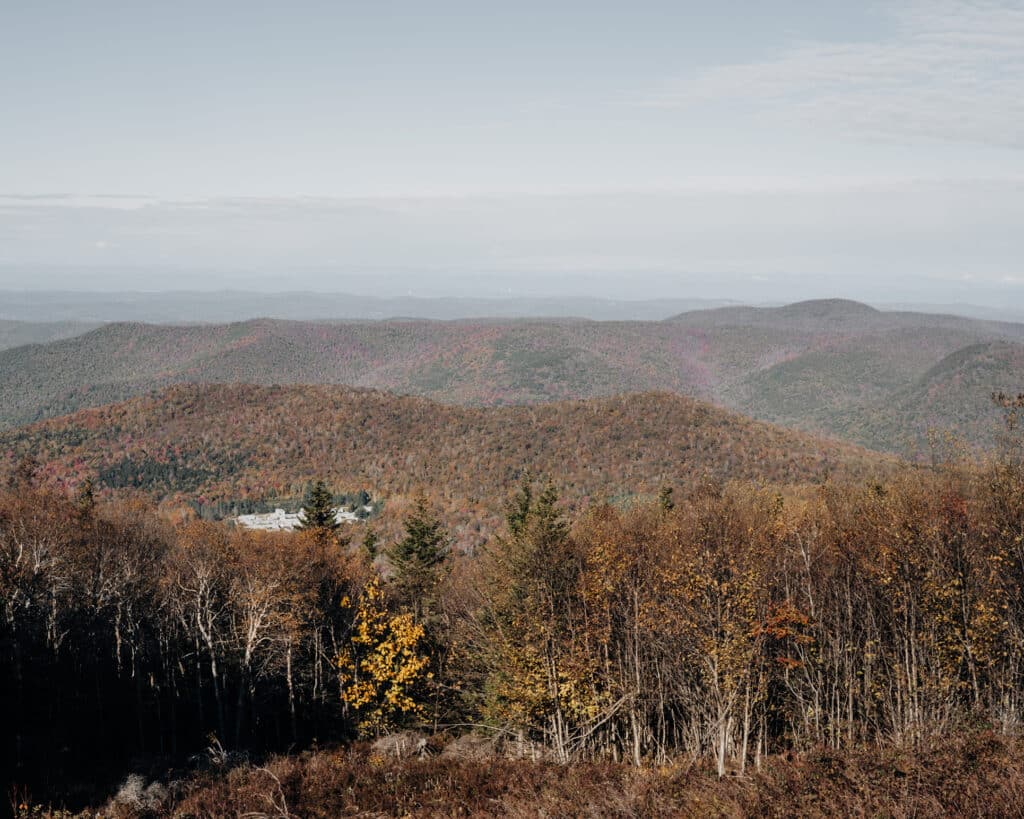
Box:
left=90, top=732, right=1024, bottom=818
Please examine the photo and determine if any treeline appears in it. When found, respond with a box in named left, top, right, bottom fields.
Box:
left=6, top=451, right=1024, bottom=805
left=458, top=467, right=1024, bottom=774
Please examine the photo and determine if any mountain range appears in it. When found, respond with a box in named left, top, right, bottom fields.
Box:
left=1, top=299, right=1021, bottom=453
left=0, top=289, right=735, bottom=323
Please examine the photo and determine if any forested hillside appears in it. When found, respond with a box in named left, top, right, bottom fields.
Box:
left=0, top=383, right=886, bottom=547
left=2, top=300, right=1022, bottom=453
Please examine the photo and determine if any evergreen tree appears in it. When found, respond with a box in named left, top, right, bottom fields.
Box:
left=361, top=528, right=380, bottom=562
left=297, top=480, right=340, bottom=533
left=658, top=484, right=675, bottom=512
left=507, top=480, right=572, bottom=598
left=479, top=478, right=581, bottom=760
left=387, top=494, right=449, bottom=618
left=506, top=472, right=533, bottom=538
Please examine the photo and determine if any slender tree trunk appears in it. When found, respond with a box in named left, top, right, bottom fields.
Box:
left=740, top=683, right=751, bottom=774
left=286, top=640, right=297, bottom=743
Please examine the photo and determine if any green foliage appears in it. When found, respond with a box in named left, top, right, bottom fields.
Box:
left=296, top=479, right=339, bottom=532
left=505, top=474, right=533, bottom=538
left=478, top=480, right=589, bottom=757
left=99, top=451, right=217, bottom=493
left=386, top=495, right=449, bottom=617
left=361, top=528, right=379, bottom=560
left=189, top=488, right=378, bottom=522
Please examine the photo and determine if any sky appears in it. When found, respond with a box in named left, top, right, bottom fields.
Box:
left=1, top=0, right=1023, bottom=302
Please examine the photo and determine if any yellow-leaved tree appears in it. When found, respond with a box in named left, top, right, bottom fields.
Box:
left=337, top=576, right=431, bottom=736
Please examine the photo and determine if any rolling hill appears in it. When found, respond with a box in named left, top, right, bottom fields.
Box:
left=831, top=341, right=1024, bottom=453
left=0, top=383, right=890, bottom=546
left=0, top=318, right=99, bottom=351
left=2, top=299, right=1022, bottom=453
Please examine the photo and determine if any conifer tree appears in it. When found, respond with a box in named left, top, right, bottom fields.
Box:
left=297, top=480, right=339, bottom=532
left=481, top=478, right=583, bottom=761
left=387, top=494, right=449, bottom=618
left=506, top=472, right=533, bottom=538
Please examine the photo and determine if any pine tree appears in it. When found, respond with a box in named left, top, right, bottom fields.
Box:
left=507, top=480, right=572, bottom=601
left=297, top=480, right=339, bottom=532
left=387, top=495, right=449, bottom=618
left=506, top=473, right=533, bottom=538
left=658, top=484, right=675, bottom=512
left=481, top=479, right=583, bottom=761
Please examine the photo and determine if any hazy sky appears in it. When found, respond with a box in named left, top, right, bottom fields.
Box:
left=2, top=1, right=1023, bottom=300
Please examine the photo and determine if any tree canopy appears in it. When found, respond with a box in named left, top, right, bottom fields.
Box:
left=386, top=494, right=449, bottom=618
left=296, top=479, right=339, bottom=532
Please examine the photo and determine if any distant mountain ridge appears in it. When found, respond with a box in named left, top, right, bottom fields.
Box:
left=0, top=319, right=100, bottom=351
left=7, top=286, right=1024, bottom=324
left=2, top=299, right=1022, bottom=453
left=669, top=298, right=881, bottom=323
left=0, top=290, right=736, bottom=323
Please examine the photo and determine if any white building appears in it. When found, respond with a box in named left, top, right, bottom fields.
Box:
left=235, top=506, right=372, bottom=531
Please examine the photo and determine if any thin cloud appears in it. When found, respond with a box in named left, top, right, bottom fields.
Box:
left=0, top=194, right=161, bottom=211
left=644, top=0, right=1024, bottom=149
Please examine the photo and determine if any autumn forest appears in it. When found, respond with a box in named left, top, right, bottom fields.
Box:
left=9, top=0, right=1024, bottom=809
left=7, top=387, right=1024, bottom=814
